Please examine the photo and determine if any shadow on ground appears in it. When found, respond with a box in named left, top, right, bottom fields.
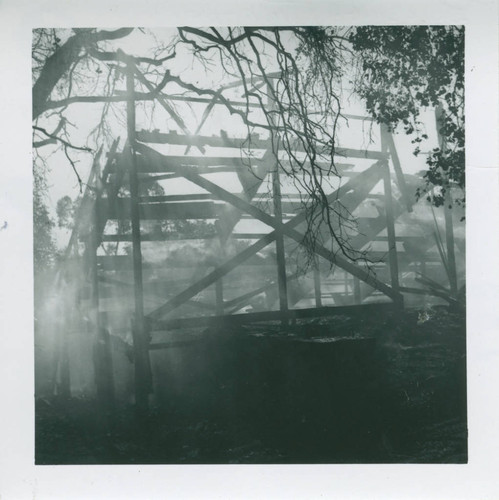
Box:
left=36, top=306, right=467, bottom=464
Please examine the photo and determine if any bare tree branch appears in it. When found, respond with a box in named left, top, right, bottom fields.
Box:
left=33, top=125, right=93, bottom=152
left=32, top=28, right=134, bottom=119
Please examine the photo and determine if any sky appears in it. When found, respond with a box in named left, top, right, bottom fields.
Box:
left=33, top=27, right=443, bottom=250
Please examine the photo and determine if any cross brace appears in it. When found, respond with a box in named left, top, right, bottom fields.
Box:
left=133, top=143, right=402, bottom=322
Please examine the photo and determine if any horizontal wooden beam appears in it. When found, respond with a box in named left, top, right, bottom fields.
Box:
left=136, top=144, right=399, bottom=320
left=133, top=153, right=267, bottom=170
left=167, top=159, right=400, bottom=301
left=149, top=302, right=396, bottom=332
left=101, top=233, right=218, bottom=242
left=96, top=274, right=216, bottom=311
left=136, top=130, right=384, bottom=160
left=119, top=153, right=362, bottom=176
left=399, top=285, right=459, bottom=305
left=101, top=197, right=329, bottom=221
left=97, top=255, right=151, bottom=271
left=137, top=129, right=266, bottom=149
left=101, top=199, right=225, bottom=220
left=97, top=254, right=275, bottom=270
left=138, top=193, right=214, bottom=203
left=100, top=232, right=271, bottom=242
left=136, top=142, right=382, bottom=230
left=147, top=232, right=278, bottom=320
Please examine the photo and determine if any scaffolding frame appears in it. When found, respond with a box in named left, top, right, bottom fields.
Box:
left=63, top=56, right=460, bottom=410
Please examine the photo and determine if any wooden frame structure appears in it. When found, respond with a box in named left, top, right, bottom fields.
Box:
left=65, top=58, right=461, bottom=411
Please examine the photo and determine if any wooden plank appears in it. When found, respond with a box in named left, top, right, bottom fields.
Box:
left=363, top=251, right=441, bottom=263
left=134, top=155, right=256, bottom=174
left=323, top=172, right=422, bottom=258
left=381, top=125, right=413, bottom=213
left=230, top=233, right=269, bottom=239
left=137, top=145, right=400, bottom=319
left=101, top=199, right=225, bottom=220
left=133, top=67, right=202, bottom=153
left=126, top=63, right=151, bottom=412
left=101, top=233, right=218, bottom=242
left=139, top=193, right=214, bottom=203
left=63, top=147, right=103, bottom=260
left=435, top=107, right=458, bottom=296
left=134, top=153, right=267, bottom=170
left=138, top=148, right=387, bottom=320
left=97, top=255, right=146, bottom=271
left=444, top=197, right=458, bottom=296
left=96, top=279, right=217, bottom=312
left=96, top=254, right=278, bottom=270
left=216, top=148, right=273, bottom=243
left=89, top=159, right=103, bottom=324
left=223, top=282, right=274, bottom=310
left=127, top=153, right=357, bottom=176
left=150, top=302, right=396, bottom=332
left=269, top=83, right=289, bottom=318
left=400, top=285, right=459, bottom=305
left=353, top=277, right=361, bottom=304
left=101, top=138, right=121, bottom=182
left=87, top=133, right=116, bottom=408
left=177, top=163, right=400, bottom=299
left=139, top=153, right=390, bottom=319
left=180, top=172, right=403, bottom=301
left=342, top=113, right=376, bottom=122
left=136, top=130, right=386, bottom=161
left=136, top=143, right=382, bottom=230
left=127, top=152, right=383, bottom=175
left=147, top=232, right=278, bottom=320
left=215, top=277, right=224, bottom=315
left=138, top=129, right=267, bottom=149
left=81, top=139, right=121, bottom=271
left=381, top=162, right=400, bottom=294
left=313, top=267, right=322, bottom=307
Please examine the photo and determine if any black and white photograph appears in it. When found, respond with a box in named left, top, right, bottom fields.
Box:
left=1, top=0, right=498, bottom=498
left=32, top=25, right=467, bottom=465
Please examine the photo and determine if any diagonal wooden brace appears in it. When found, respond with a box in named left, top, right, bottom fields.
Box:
left=136, top=143, right=401, bottom=320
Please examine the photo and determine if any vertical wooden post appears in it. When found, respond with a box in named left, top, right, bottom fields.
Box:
left=381, top=126, right=401, bottom=303
left=215, top=276, right=224, bottom=315
left=382, top=128, right=413, bottom=213
left=89, top=188, right=101, bottom=336
left=267, top=82, right=288, bottom=323
left=382, top=163, right=400, bottom=292
left=89, top=160, right=116, bottom=410
left=420, top=259, right=426, bottom=276
left=313, top=266, right=322, bottom=308
left=435, top=106, right=458, bottom=297
left=273, top=168, right=289, bottom=320
left=89, top=169, right=102, bottom=395
left=126, top=60, right=151, bottom=413
left=444, top=196, right=458, bottom=296
left=353, top=276, right=361, bottom=304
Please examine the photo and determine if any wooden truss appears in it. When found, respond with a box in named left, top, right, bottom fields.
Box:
left=67, top=60, right=459, bottom=410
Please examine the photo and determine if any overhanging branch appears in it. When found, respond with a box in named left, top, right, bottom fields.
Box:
left=32, top=125, right=93, bottom=153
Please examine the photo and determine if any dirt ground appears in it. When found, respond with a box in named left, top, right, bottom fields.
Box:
left=35, top=305, right=467, bottom=464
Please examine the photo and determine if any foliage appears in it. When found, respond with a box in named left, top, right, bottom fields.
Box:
left=56, top=195, right=75, bottom=229
left=162, top=220, right=217, bottom=239
left=31, top=26, right=368, bottom=268
left=350, top=26, right=465, bottom=208
left=32, top=26, right=466, bottom=274
left=33, top=167, right=57, bottom=272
